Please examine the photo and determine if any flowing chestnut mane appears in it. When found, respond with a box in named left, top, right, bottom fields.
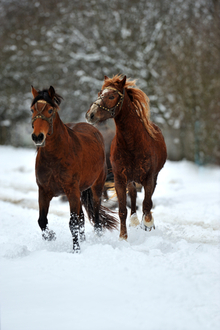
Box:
left=101, top=74, right=157, bottom=139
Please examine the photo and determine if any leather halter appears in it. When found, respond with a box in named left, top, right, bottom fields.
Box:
left=32, top=100, right=56, bottom=135
left=92, top=87, right=125, bottom=117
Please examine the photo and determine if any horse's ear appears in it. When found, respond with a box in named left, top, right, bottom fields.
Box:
left=48, top=86, right=55, bottom=99
left=104, top=75, right=109, bottom=80
left=31, top=86, right=38, bottom=98
left=120, top=75, right=126, bottom=87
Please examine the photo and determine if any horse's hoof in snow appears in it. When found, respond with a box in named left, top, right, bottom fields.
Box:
left=94, top=226, right=103, bottom=237
left=141, top=213, right=155, bottom=231
left=80, top=233, right=86, bottom=242
left=72, top=244, right=81, bottom=253
left=129, top=213, right=140, bottom=227
left=119, top=234, right=128, bottom=241
left=42, top=229, right=56, bottom=241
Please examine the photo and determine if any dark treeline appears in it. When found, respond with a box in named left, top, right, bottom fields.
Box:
left=0, top=0, right=219, bottom=164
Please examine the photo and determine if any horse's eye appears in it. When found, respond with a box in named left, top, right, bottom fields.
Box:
left=48, top=108, right=53, bottom=114
left=109, top=95, right=114, bottom=100
left=31, top=109, right=34, bottom=113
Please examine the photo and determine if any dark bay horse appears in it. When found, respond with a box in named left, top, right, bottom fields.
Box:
left=31, top=85, right=118, bottom=252
left=86, top=75, right=167, bottom=240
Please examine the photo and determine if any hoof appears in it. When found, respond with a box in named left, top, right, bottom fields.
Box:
left=73, top=244, right=81, bottom=253
left=94, top=226, right=103, bottom=237
left=42, top=229, right=56, bottom=241
left=141, top=213, right=155, bottom=232
left=129, top=213, right=140, bottom=227
left=119, top=234, right=128, bottom=241
left=79, top=233, right=86, bottom=242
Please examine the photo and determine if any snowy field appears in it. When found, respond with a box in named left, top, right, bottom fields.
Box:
left=0, top=145, right=220, bottom=330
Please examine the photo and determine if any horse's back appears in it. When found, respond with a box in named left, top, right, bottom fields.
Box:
left=68, top=122, right=105, bottom=169
left=66, top=122, right=104, bottom=146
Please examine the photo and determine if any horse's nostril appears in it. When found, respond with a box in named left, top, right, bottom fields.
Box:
left=38, top=133, right=44, bottom=141
left=32, top=133, right=44, bottom=144
left=90, top=113, right=94, bottom=120
left=32, top=133, right=37, bottom=142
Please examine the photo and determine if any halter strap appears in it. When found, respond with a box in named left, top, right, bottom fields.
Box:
left=32, top=101, right=56, bottom=135
left=105, top=87, right=124, bottom=97
left=92, top=87, right=125, bottom=117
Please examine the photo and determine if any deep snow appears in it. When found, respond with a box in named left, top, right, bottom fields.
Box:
left=0, top=145, right=220, bottom=330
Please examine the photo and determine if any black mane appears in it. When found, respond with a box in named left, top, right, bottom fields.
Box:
left=31, top=89, right=63, bottom=108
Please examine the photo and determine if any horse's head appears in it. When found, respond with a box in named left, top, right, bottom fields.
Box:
left=86, top=75, right=126, bottom=124
left=30, top=86, right=62, bottom=146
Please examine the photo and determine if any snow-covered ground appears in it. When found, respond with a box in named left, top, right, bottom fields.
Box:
left=0, top=145, right=220, bottom=330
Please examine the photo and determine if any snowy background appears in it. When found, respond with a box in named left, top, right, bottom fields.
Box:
left=1, top=0, right=220, bottom=164
left=0, top=145, right=220, bottom=330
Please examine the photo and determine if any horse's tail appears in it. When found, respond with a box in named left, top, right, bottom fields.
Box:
left=81, top=188, right=118, bottom=230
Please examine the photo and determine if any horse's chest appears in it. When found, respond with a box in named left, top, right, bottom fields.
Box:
left=127, top=161, right=148, bottom=181
left=36, top=164, right=66, bottom=195
left=112, top=150, right=150, bottom=182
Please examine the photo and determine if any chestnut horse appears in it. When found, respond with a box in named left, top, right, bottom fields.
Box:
left=31, top=86, right=118, bottom=252
left=86, top=75, right=167, bottom=240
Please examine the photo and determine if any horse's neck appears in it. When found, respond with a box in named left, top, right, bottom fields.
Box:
left=114, top=97, right=142, bottom=147
left=41, top=114, right=68, bottom=154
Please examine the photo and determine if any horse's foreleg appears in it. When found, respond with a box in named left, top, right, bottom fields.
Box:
left=127, top=182, right=139, bottom=227
left=142, top=175, right=157, bottom=231
left=115, top=177, right=127, bottom=240
left=67, top=186, right=81, bottom=252
left=38, top=187, right=55, bottom=240
left=69, top=212, right=80, bottom=252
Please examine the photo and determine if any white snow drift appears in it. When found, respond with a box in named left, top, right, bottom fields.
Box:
left=0, top=145, right=220, bottom=330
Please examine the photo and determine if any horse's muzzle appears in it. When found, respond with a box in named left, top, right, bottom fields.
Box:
left=32, top=132, right=45, bottom=146
left=86, top=112, right=94, bottom=121
left=86, top=109, right=97, bottom=125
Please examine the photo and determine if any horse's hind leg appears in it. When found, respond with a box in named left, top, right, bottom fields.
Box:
left=90, top=165, right=109, bottom=234
left=127, top=182, right=140, bottom=227
left=142, top=174, right=157, bottom=231
left=79, top=204, right=85, bottom=242
left=91, top=177, right=104, bottom=235
left=38, top=187, right=56, bottom=240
